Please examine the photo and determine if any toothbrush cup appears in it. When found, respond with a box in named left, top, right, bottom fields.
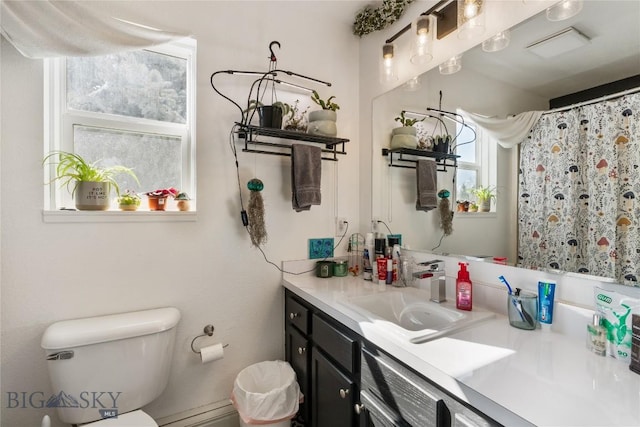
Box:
left=507, top=292, right=538, bottom=330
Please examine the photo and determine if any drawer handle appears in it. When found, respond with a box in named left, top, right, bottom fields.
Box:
left=289, top=312, right=299, bottom=320
left=297, top=347, right=306, bottom=355
left=339, top=388, right=350, bottom=399
left=354, top=403, right=364, bottom=415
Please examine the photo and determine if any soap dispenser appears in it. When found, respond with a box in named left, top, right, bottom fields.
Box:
left=456, top=262, right=472, bottom=311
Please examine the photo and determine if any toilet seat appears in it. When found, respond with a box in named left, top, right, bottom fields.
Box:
left=84, top=410, right=157, bottom=426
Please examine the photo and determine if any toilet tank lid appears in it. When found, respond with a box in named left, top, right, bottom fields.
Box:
left=41, top=307, right=181, bottom=350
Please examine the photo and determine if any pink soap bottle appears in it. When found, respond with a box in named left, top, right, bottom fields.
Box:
left=456, top=262, right=472, bottom=311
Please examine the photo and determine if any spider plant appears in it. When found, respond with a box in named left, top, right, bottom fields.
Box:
left=43, top=151, right=139, bottom=198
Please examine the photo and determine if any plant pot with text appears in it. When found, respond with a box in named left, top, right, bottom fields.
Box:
left=75, top=181, right=112, bottom=211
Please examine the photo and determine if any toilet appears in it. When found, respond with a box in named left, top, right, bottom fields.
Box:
left=41, top=307, right=181, bottom=426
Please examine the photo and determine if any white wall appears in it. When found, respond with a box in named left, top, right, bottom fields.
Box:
left=0, top=2, right=362, bottom=425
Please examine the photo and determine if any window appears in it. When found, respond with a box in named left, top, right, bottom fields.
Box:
left=44, top=39, right=196, bottom=213
left=455, top=115, right=497, bottom=209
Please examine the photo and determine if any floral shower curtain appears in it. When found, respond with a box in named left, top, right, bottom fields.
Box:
left=518, top=92, right=640, bottom=285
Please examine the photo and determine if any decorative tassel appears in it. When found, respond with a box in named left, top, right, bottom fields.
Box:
left=247, top=178, right=267, bottom=246
left=438, top=189, right=454, bottom=236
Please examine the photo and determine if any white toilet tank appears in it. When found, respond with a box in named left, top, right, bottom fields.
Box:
left=41, top=307, right=181, bottom=425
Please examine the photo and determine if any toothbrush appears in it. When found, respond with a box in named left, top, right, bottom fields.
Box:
left=499, top=276, right=525, bottom=321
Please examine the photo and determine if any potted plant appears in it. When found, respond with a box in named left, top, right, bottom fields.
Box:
left=471, top=186, right=496, bottom=212
left=117, top=190, right=141, bottom=211
left=283, top=100, right=310, bottom=132
left=391, top=111, right=424, bottom=149
left=43, top=151, right=139, bottom=211
left=456, top=200, right=470, bottom=212
left=174, top=192, right=191, bottom=211
left=245, top=100, right=291, bottom=129
left=146, top=187, right=178, bottom=211
left=433, top=134, right=452, bottom=154
left=307, top=90, right=339, bottom=136
left=468, top=202, right=478, bottom=212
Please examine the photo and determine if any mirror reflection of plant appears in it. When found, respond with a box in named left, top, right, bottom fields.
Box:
left=471, top=185, right=497, bottom=202
left=394, top=111, right=424, bottom=127
left=43, top=150, right=139, bottom=198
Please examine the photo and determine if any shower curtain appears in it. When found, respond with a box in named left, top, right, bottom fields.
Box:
left=518, top=92, right=640, bottom=285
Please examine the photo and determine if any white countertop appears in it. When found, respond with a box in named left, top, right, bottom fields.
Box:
left=282, top=273, right=640, bottom=427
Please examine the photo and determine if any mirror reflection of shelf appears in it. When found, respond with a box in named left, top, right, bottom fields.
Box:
left=381, top=147, right=459, bottom=172
left=237, top=123, right=349, bottom=161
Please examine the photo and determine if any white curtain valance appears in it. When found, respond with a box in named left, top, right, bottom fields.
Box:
left=0, top=0, right=189, bottom=58
left=460, top=109, right=544, bottom=149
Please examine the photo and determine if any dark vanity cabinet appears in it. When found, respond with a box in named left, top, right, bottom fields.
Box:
left=285, top=288, right=500, bottom=427
left=285, top=289, right=361, bottom=427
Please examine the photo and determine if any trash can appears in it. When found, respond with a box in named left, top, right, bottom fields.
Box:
left=231, top=360, right=302, bottom=427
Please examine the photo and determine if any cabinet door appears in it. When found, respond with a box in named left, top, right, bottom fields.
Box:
left=286, top=325, right=310, bottom=423
left=311, top=347, right=356, bottom=427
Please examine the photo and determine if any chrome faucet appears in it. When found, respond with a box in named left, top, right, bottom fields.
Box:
left=413, top=260, right=446, bottom=303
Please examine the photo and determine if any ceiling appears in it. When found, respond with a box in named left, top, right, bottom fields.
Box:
left=463, top=0, right=640, bottom=100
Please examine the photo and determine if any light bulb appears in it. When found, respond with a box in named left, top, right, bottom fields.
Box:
left=464, top=1, right=479, bottom=19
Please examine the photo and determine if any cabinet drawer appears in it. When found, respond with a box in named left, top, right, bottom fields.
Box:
left=361, top=346, right=449, bottom=427
left=286, top=293, right=310, bottom=335
left=312, top=313, right=358, bottom=374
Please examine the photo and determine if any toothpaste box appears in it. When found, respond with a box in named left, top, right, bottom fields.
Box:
left=631, top=314, right=640, bottom=375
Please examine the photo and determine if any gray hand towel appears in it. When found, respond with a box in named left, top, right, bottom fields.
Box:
left=291, top=144, right=322, bottom=212
left=416, top=159, right=437, bottom=212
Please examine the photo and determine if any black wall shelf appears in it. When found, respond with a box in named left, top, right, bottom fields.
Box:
left=238, top=123, right=349, bottom=161
left=381, top=147, right=459, bottom=172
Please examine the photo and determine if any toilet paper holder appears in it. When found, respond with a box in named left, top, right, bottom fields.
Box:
left=190, top=324, right=229, bottom=354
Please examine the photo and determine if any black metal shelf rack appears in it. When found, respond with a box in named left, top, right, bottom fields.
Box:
left=238, top=123, right=349, bottom=161
left=382, top=147, right=459, bottom=172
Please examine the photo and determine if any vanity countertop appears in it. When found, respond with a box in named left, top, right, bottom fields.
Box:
left=282, top=273, right=640, bottom=427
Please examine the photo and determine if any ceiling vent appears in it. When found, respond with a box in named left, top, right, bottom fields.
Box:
left=525, top=27, right=590, bottom=58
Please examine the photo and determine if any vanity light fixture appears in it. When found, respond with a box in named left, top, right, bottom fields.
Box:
left=546, top=0, right=583, bottom=22
left=410, top=15, right=434, bottom=65
left=457, top=0, right=485, bottom=40
left=439, top=54, right=463, bottom=75
left=482, top=30, right=511, bottom=52
left=380, top=43, right=399, bottom=83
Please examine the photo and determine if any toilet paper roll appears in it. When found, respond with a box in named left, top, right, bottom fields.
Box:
left=200, top=343, right=225, bottom=364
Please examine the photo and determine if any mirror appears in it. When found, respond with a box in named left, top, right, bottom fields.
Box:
left=371, top=1, right=640, bottom=281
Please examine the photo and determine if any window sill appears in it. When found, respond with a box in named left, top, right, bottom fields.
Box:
left=454, top=211, right=497, bottom=219
left=42, top=210, right=197, bottom=223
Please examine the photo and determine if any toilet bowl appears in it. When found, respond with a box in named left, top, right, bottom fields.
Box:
left=41, top=307, right=181, bottom=426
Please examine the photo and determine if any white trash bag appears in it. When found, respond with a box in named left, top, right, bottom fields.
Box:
left=231, top=360, right=302, bottom=426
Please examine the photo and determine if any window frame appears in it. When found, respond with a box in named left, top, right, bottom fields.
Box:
left=455, top=117, right=498, bottom=212
left=43, top=38, right=197, bottom=220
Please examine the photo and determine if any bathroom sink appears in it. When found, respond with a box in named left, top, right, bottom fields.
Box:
left=341, top=287, right=494, bottom=343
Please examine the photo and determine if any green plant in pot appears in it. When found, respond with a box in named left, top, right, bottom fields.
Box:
left=471, top=186, right=496, bottom=212
left=433, top=134, right=452, bottom=154
left=308, top=90, right=339, bottom=136
left=391, top=111, right=423, bottom=149
left=283, top=100, right=310, bottom=132
left=117, top=190, right=141, bottom=211
left=43, top=151, right=139, bottom=211
left=245, top=100, right=291, bottom=129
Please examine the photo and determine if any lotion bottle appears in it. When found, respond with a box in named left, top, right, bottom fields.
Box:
left=456, top=262, right=472, bottom=311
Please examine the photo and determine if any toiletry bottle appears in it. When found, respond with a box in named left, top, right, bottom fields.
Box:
left=392, top=244, right=400, bottom=284
left=456, top=262, right=472, bottom=311
left=587, top=313, right=606, bottom=356
left=363, top=248, right=372, bottom=281
left=538, top=281, right=556, bottom=329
